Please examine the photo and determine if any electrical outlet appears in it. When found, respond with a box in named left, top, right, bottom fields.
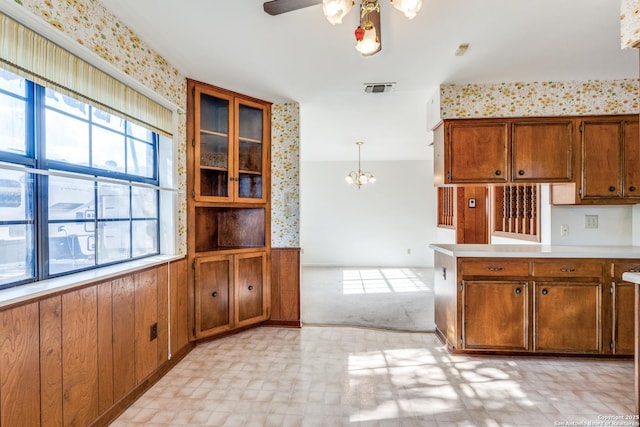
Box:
left=150, top=322, right=158, bottom=341
left=585, top=215, right=599, bottom=229
left=560, top=224, right=569, bottom=236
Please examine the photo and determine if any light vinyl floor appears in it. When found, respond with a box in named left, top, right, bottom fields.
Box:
left=112, top=326, right=635, bottom=427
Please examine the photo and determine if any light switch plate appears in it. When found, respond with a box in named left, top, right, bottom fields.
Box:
left=585, top=215, right=598, bottom=229
left=468, top=198, right=476, bottom=208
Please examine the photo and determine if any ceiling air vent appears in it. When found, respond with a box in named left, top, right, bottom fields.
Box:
left=363, top=82, right=396, bottom=93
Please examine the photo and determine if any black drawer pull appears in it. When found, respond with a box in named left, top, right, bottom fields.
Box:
left=487, top=267, right=504, bottom=271
left=495, top=170, right=501, bottom=176
left=541, top=288, right=548, bottom=295
left=518, top=170, right=525, bottom=176
left=248, top=285, right=254, bottom=291
left=609, top=186, right=615, bottom=192
left=514, top=288, right=521, bottom=295
left=630, top=186, right=637, bottom=192
left=211, top=291, right=217, bottom=298
left=560, top=267, right=575, bottom=273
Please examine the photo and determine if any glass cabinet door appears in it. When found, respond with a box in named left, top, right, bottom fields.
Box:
left=235, top=99, right=267, bottom=202
left=195, top=88, right=233, bottom=200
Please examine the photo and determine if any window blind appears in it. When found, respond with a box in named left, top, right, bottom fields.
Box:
left=0, top=12, right=173, bottom=137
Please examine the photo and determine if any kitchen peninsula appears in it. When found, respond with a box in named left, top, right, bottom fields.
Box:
left=429, top=244, right=640, bottom=356
left=620, top=271, right=640, bottom=415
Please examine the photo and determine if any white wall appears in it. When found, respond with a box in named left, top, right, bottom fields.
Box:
left=300, top=160, right=437, bottom=267
left=550, top=205, right=633, bottom=245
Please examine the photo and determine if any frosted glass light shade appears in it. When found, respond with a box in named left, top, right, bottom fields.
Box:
left=323, top=0, right=353, bottom=24
left=391, top=0, right=422, bottom=19
left=355, top=25, right=380, bottom=55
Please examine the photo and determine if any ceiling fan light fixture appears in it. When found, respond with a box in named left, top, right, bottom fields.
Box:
left=390, top=0, right=422, bottom=19
left=322, top=0, right=354, bottom=24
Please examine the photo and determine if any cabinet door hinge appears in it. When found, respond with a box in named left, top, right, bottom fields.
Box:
left=610, top=341, right=614, bottom=350
left=459, top=283, right=463, bottom=291
left=447, top=127, right=451, bottom=137
left=191, top=87, right=195, bottom=96
left=192, top=327, right=196, bottom=336
left=579, top=123, right=583, bottom=133
left=460, top=336, right=463, bottom=344
left=578, top=187, right=582, bottom=197
left=191, top=138, right=195, bottom=147
left=610, top=285, right=614, bottom=294
left=192, top=259, right=196, bottom=270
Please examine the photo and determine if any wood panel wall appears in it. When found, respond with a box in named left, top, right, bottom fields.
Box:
left=266, top=248, right=300, bottom=327
left=0, top=258, right=190, bottom=426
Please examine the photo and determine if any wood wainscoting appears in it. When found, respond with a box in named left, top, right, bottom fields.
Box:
left=265, top=248, right=301, bottom=327
left=0, top=257, right=192, bottom=427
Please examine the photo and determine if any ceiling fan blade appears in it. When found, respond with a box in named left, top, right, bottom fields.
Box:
left=263, top=0, right=322, bottom=15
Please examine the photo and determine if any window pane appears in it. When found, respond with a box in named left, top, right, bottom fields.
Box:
left=127, top=138, right=154, bottom=178
left=127, top=122, right=153, bottom=143
left=45, top=110, right=90, bottom=165
left=97, top=221, right=130, bottom=264
left=48, top=222, right=96, bottom=275
left=132, top=220, right=157, bottom=257
left=0, top=69, right=26, bottom=97
left=131, top=187, right=157, bottom=218
left=0, top=170, right=33, bottom=221
left=98, top=183, right=129, bottom=219
left=48, top=176, right=95, bottom=221
left=92, top=125, right=125, bottom=172
left=0, top=92, right=27, bottom=156
left=45, top=88, right=89, bottom=119
left=92, top=107, right=125, bottom=132
left=0, top=224, right=34, bottom=287
left=0, top=169, right=34, bottom=287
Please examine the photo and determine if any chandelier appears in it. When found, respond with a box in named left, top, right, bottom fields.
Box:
left=345, top=141, right=376, bottom=188
left=322, top=0, right=422, bottom=55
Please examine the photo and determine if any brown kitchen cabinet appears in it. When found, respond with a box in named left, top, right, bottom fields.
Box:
left=190, top=80, right=270, bottom=203
left=611, top=261, right=640, bottom=355
left=433, top=252, right=635, bottom=357
left=434, top=117, right=574, bottom=185
left=462, top=280, right=529, bottom=350
left=533, top=281, right=601, bottom=353
left=551, top=115, right=640, bottom=204
left=194, top=251, right=269, bottom=339
left=187, top=78, right=271, bottom=342
left=511, top=119, right=572, bottom=182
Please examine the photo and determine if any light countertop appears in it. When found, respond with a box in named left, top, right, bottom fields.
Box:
left=429, top=244, right=640, bottom=259
left=622, top=272, right=640, bottom=283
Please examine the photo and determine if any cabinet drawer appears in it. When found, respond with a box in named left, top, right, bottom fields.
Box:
left=532, top=261, right=603, bottom=277
left=461, top=260, right=529, bottom=277
left=611, top=262, right=640, bottom=280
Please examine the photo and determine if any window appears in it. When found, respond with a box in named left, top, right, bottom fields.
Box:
left=0, top=68, right=160, bottom=289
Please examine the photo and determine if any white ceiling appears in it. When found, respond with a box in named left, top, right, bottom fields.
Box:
left=99, top=0, right=639, bottom=162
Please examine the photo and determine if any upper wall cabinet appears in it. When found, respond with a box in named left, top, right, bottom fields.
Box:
left=191, top=82, right=270, bottom=203
left=434, top=117, right=573, bottom=185
left=551, top=115, right=640, bottom=205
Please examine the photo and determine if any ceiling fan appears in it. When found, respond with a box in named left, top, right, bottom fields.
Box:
left=263, top=0, right=422, bottom=56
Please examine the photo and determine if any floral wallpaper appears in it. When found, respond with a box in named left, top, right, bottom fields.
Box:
left=271, top=103, right=300, bottom=248
left=440, top=79, right=640, bottom=119
left=621, top=0, right=640, bottom=49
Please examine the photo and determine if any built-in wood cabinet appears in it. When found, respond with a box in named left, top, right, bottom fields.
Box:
left=463, top=280, right=529, bottom=350
left=194, top=251, right=269, bottom=339
left=434, top=254, right=633, bottom=356
left=193, top=83, right=269, bottom=203
left=187, top=79, right=271, bottom=341
left=434, top=117, right=573, bottom=185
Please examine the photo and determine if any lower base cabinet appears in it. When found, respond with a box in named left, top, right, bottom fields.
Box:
left=613, top=282, right=636, bottom=354
left=194, top=251, right=269, bottom=339
left=463, top=280, right=529, bottom=350
left=534, top=281, right=601, bottom=353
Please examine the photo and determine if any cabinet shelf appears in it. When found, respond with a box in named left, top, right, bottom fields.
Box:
left=200, top=165, right=228, bottom=172
left=238, top=169, right=261, bottom=175
left=201, top=129, right=228, bottom=138
left=239, top=137, right=262, bottom=144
